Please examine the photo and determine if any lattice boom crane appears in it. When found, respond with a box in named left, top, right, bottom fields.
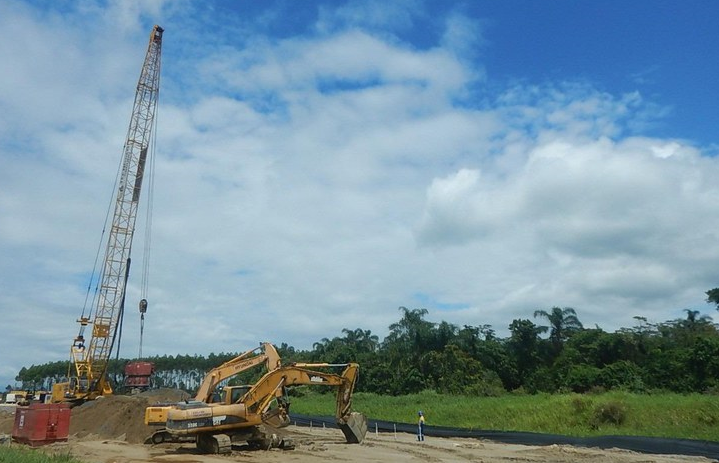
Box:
left=52, top=25, right=164, bottom=403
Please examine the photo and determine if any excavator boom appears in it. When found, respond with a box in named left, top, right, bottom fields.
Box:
left=196, top=342, right=280, bottom=403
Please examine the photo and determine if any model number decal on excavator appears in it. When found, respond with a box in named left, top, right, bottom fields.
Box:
left=310, top=376, right=325, bottom=383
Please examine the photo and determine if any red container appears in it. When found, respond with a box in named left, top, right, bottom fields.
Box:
left=12, top=403, right=71, bottom=446
left=125, top=361, right=154, bottom=376
left=125, top=375, right=152, bottom=387
left=124, top=361, right=155, bottom=389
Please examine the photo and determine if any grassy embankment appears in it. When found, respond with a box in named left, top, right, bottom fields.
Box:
left=290, top=390, right=719, bottom=442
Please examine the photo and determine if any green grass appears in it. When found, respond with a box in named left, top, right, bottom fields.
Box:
left=289, top=389, right=719, bottom=442
left=0, top=445, right=83, bottom=463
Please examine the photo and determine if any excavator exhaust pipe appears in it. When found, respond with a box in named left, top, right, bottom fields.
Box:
left=338, top=412, right=368, bottom=444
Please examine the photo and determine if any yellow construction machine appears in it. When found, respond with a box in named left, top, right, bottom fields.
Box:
left=145, top=342, right=281, bottom=430
left=154, top=362, right=367, bottom=454
left=52, top=25, right=164, bottom=405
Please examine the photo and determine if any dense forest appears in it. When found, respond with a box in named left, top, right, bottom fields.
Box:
left=12, top=288, right=719, bottom=396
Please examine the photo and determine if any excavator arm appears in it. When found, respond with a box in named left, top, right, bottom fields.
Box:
left=196, top=342, right=280, bottom=403
left=164, top=362, right=367, bottom=451
left=242, top=363, right=359, bottom=423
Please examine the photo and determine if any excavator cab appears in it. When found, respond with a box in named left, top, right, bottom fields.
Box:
left=227, top=385, right=252, bottom=404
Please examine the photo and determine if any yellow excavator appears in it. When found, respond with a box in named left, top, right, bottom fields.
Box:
left=158, top=362, right=367, bottom=454
left=145, top=342, right=282, bottom=430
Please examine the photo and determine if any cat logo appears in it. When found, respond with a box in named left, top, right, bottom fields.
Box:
left=212, top=415, right=226, bottom=426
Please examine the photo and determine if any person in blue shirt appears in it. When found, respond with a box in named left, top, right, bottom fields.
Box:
left=417, top=410, right=425, bottom=441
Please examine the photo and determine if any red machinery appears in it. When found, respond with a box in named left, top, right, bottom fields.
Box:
left=124, top=361, right=155, bottom=391
left=13, top=404, right=71, bottom=446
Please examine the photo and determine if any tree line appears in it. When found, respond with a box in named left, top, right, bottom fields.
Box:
left=12, top=288, right=719, bottom=396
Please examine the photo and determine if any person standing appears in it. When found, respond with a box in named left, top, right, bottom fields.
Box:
left=417, top=410, right=425, bottom=441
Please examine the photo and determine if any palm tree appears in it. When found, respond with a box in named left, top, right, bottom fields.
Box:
left=533, top=306, right=583, bottom=354
left=680, top=309, right=714, bottom=339
left=706, top=288, right=719, bottom=310
left=342, top=328, right=379, bottom=354
left=312, top=338, right=332, bottom=356
left=385, top=307, right=433, bottom=356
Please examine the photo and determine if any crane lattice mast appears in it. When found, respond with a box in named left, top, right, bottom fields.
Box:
left=62, top=25, right=163, bottom=401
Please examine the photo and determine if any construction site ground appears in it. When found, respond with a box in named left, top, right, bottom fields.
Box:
left=0, top=389, right=716, bottom=463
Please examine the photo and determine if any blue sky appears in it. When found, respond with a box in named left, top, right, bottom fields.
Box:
left=0, top=0, right=718, bottom=388
left=199, top=0, right=718, bottom=145
left=476, top=1, right=717, bottom=146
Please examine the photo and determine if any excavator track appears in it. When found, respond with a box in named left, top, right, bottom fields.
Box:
left=197, top=433, right=232, bottom=454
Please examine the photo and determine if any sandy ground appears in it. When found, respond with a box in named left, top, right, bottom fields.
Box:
left=1, top=393, right=717, bottom=463
left=17, top=426, right=719, bottom=463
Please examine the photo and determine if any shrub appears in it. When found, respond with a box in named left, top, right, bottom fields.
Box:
left=598, top=361, right=645, bottom=392
left=564, top=365, right=601, bottom=393
left=467, top=370, right=505, bottom=397
left=570, top=395, right=593, bottom=414
left=695, top=411, right=717, bottom=426
left=590, top=400, right=627, bottom=428
left=588, top=385, right=606, bottom=395
left=525, top=366, right=557, bottom=393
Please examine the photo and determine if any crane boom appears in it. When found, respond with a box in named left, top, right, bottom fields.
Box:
left=53, top=25, right=164, bottom=403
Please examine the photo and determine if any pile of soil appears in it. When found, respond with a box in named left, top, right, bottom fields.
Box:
left=0, top=388, right=189, bottom=444
left=0, top=406, right=15, bottom=434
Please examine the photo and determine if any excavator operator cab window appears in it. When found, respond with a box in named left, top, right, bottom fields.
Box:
left=230, top=385, right=251, bottom=404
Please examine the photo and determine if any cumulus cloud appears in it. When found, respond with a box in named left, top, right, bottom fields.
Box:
left=0, top=1, right=717, bottom=388
left=417, top=126, right=719, bottom=326
left=317, top=0, right=422, bottom=33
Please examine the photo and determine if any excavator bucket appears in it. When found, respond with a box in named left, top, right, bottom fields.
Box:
left=262, top=408, right=291, bottom=428
left=338, top=412, right=367, bottom=444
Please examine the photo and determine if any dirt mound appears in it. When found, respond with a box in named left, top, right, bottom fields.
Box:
left=138, top=387, right=191, bottom=403
left=0, top=406, right=15, bottom=435
left=0, top=389, right=190, bottom=443
left=69, top=388, right=188, bottom=444
left=70, top=395, right=149, bottom=443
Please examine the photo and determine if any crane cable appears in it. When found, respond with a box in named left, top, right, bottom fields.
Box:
left=111, top=131, right=156, bottom=371
left=138, top=114, right=157, bottom=360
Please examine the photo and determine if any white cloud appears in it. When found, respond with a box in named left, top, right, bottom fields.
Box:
left=317, top=0, right=422, bottom=34
left=0, top=1, right=717, bottom=389
left=417, top=129, right=719, bottom=329
left=199, top=29, right=474, bottom=104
